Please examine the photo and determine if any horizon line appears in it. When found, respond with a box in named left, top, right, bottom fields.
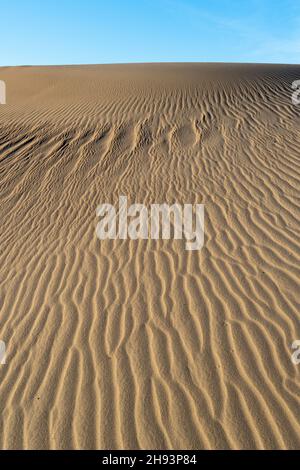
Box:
left=1, top=60, right=300, bottom=68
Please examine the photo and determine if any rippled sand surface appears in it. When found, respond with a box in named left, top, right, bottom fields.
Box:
left=0, top=63, right=300, bottom=449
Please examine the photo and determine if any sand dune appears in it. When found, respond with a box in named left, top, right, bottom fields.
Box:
left=0, top=63, right=300, bottom=449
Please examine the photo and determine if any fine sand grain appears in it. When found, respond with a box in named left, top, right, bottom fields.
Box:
left=0, top=63, right=300, bottom=449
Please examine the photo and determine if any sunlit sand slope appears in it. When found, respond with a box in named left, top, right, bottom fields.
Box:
left=0, top=63, right=300, bottom=449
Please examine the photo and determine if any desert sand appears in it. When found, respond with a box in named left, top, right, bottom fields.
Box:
left=0, top=63, right=300, bottom=449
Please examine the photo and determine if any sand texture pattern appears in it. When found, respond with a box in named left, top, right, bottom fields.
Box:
left=0, top=63, right=300, bottom=449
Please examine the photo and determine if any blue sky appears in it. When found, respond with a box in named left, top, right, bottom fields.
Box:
left=1, top=0, right=300, bottom=65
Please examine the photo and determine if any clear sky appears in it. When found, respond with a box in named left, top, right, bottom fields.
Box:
left=1, top=0, right=300, bottom=66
